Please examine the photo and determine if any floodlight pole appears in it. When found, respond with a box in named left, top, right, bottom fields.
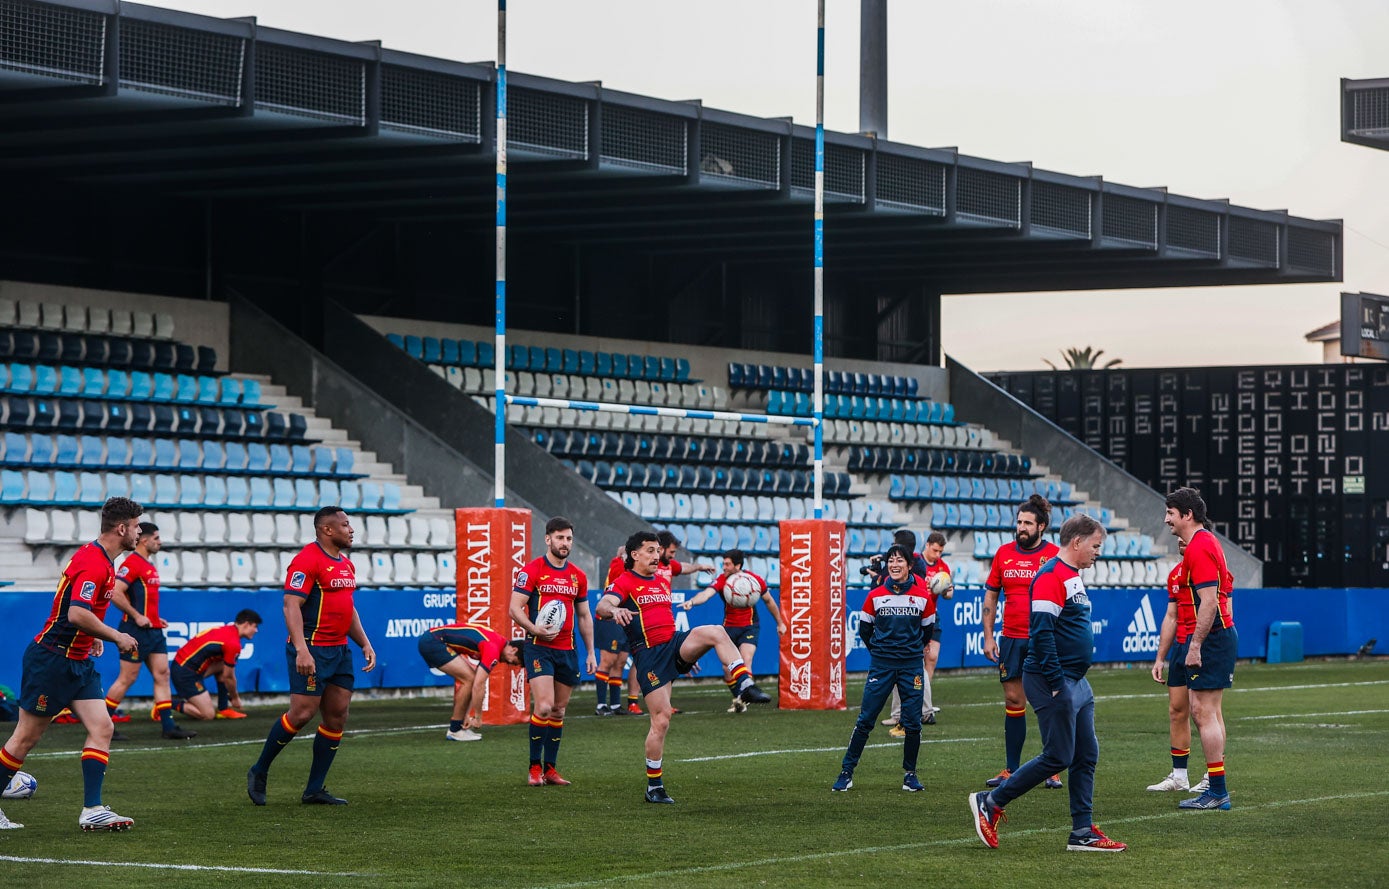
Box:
left=812, top=0, right=825, bottom=519
left=494, top=0, right=508, bottom=507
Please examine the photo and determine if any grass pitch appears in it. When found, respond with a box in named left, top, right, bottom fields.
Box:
left=0, top=660, right=1385, bottom=888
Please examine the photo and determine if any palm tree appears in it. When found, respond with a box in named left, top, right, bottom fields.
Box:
left=1044, top=346, right=1123, bottom=370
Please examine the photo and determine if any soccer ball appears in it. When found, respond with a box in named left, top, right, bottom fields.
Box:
left=2, top=770, right=36, bottom=800
left=928, top=570, right=954, bottom=598
left=722, top=572, right=760, bottom=608
left=534, top=599, right=568, bottom=635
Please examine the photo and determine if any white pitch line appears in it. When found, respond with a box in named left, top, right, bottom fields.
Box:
left=680, top=737, right=986, bottom=763
left=1238, top=708, right=1389, bottom=720
left=530, top=790, right=1389, bottom=889
left=23, top=723, right=449, bottom=759
left=0, top=855, right=376, bottom=877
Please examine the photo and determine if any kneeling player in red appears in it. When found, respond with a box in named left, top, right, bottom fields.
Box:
left=169, top=610, right=262, bottom=720
left=597, top=531, right=770, bottom=804
left=416, top=624, right=523, bottom=741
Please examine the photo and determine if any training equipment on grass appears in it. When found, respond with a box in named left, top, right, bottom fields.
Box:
left=929, top=571, right=954, bottom=597
left=722, top=573, right=761, bottom=608
left=535, top=599, right=568, bottom=634
left=2, top=771, right=36, bottom=800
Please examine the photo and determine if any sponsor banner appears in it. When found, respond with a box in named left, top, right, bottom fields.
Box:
left=456, top=508, right=531, bottom=725
left=0, top=584, right=1383, bottom=698
left=777, top=519, right=847, bottom=710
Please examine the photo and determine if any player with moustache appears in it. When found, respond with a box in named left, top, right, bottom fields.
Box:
left=0, top=497, right=144, bottom=831
left=510, top=516, right=595, bottom=787
left=597, top=531, right=770, bottom=804
left=980, top=495, right=1062, bottom=789
left=247, top=506, right=376, bottom=807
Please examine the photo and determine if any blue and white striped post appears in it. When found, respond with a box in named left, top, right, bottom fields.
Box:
left=812, top=0, right=826, bottom=519
left=493, top=0, right=508, bottom=508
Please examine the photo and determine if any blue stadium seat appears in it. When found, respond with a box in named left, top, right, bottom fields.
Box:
left=544, top=347, right=562, bottom=372
left=32, top=366, right=57, bottom=395
left=422, top=337, right=441, bottom=363
left=199, top=440, right=225, bottom=472
left=659, top=357, right=675, bottom=381
left=151, top=474, right=177, bottom=505
left=150, top=373, right=174, bottom=402
left=291, top=445, right=313, bottom=474
left=151, top=439, right=176, bottom=470
left=56, top=367, right=79, bottom=397
left=335, top=448, right=354, bottom=476
left=311, top=447, right=333, bottom=476
left=0, top=469, right=22, bottom=501
left=126, top=473, right=152, bottom=505
left=32, top=470, right=58, bottom=503
left=52, top=434, right=78, bottom=466
left=475, top=341, right=494, bottom=368
left=248, top=477, right=273, bottom=508
left=457, top=340, right=477, bottom=367
left=360, top=481, right=383, bottom=511
left=174, top=374, right=198, bottom=403
left=386, top=333, right=405, bottom=350
left=7, top=364, right=32, bottom=393
left=197, top=376, right=219, bottom=404
left=178, top=439, right=201, bottom=470
left=610, top=353, right=628, bottom=378
left=221, top=441, right=247, bottom=472
left=267, top=444, right=290, bottom=475
left=202, top=475, right=227, bottom=507
left=177, top=474, right=202, bottom=507
left=403, top=335, right=424, bottom=359
left=437, top=339, right=458, bottom=365
left=239, top=379, right=262, bottom=408
left=225, top=476, right=249, bottom=507
left=675, top=358, right=691, bottom=382
left=0, top=432, right=26, bottom=465
left=270, top=477, right=294, bottom=507
left=337, top=480, right=360, bottom=510
left=294, top=478, right=317, bottom=508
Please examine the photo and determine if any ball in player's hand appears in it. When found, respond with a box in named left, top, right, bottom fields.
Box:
left=929, top=571, right=954, bottom=597
left=534, top=600, right=568, bottom=635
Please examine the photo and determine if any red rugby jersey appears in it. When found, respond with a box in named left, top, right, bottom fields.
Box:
left=428, top=623, right=509, bottom=671
left=712, top=571, right=768, bottom=628
left=34, top=541, right=117, bottom=660
left=1167, top=561, right=1196, bottom=643
left=174, top=624, right=244, bottom=676
left=115, top=551, right=161, bottom=625
left=607, top=569, right=674, bottom=652
left=514, top=556, right=587, bottom=651
left=1179, top=529, right=1235, bottom=631
left=284, top=542, right=357, bottom=646
left=986, top=540, right=1061, bottom=639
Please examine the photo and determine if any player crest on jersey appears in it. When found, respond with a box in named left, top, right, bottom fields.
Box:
left=79, top=580, right=96, bottom=602
left=515, top=570, right=530, bottom=588
left=289, top=571, right=307, bottom=590
left=913, top=674, right=923, bottom=690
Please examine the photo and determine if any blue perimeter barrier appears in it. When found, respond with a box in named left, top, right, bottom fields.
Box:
left=0, top=586, right=1382, bottom=697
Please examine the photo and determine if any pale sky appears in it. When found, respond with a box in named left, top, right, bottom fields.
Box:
left=157, top=0, right=1389, bottom=370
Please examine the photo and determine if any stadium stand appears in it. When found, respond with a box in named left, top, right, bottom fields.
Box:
left=381, top=323, right=1174, bottom=588
left=0, top=296, right=453, bottom=588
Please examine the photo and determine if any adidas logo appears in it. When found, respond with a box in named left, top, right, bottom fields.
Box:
left=1122, top=594, right=1160, bottom=653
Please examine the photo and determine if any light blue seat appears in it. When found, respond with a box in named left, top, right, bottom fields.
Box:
left=359, top=482, right=383, bottom=511
left=58, top=367, right=81, bottom=397
left=718, top=525, right=737, bottom=551
left=33, top=366, right=58, bottom=395
left=849, top=527, right=866, bottom=555
left=81, top=368, right=105, bottom=398
left=178, top=439, right=202, bottom=469
left=177, top=475, right=202, bottom=507
left=942, top=476, right=960, bottom=500
left=129, top=474, right=154, bottom=504
left=246, top=443, right=271, bottom=474
left=203, top=475, right=227, bottom=507
left=942, top=503, right=960, bottom=528
left=312, top=447, right=334, bottom=476
left=241, top=379, right=262, bottom=407
left=272, top=478, right=295, bottom=507
left=104, top=438, right=128, bottom=467
left=735, top=525, right=755, bottom=551
left=1, top=432, right=26, bottom=464
left=8, top=364, right=33, bottom=392
left=201, top=440, right=225, bottom=471
left=269, top=444, right=292, bottom=475
left=102, top=369, right=129, bottom=399
left=1, top=469, right=24, bottom=501
left=29, top=434, right=54, bottom=465
left=291, top=445, right=313, bottom=475
left=319, top=479, right=340, bottom=505
left=52, top=470, right=77, bottom=504
left=78, top=435, right=103, bottom=466
left=381, top=484, right=401, bottom=511
left=128, top=438, right=153, bottom=468
left=249, top=477, right=273, bottom=508
left=174, top=375, right=198, bottom=403
left=104, top=472, right=129, bottom=500
left=53, top=434, right=79, bottom=465
left=197, top=376, right=219, bottom=404
left=338, top=481, right=361, bottom=510
left=889, top=475, right=905, bottom=499
left=128, top=371, right=153, bottom=400
left=153, top=474, right=178, bottom=505
left=151, top=373, right=175, bottom=401
left=903, top=475, right=920, bottom=499
left=334, top=448, right=353, bottom=475
left=225, top=476, right=250, bottom=507
left=78, top=471, right=104, bottom=504
left=223, top=441, right=248, bottom=472
left=219, top=377, right=243, bottom=405
left=152, top=439, right=177, bottom=470
left=295, top=478, right=317, bottom=508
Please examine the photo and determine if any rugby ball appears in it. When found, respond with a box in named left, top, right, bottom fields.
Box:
left=534, top=599, right=568, bottom=635
left=2, top=770, right=36, bottom=800
left=722, top=572, right=760, bottom=608
left=928, top=570, right=954, bottom=597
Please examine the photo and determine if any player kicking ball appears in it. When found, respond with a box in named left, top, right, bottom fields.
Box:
left=597, top=531, right=770, bottom=804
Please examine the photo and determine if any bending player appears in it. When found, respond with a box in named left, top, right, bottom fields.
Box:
left=416, top=623, right=523, bottom=741
left=597, top=531, right=770, bottom=804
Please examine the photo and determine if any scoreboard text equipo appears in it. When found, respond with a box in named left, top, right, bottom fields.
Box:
left=1341, top=291, right=1389, bottom=361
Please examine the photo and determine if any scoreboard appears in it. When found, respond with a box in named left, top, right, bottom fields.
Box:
left=1341, top=291, right=1389, bottom=361
left=987, top=364, right=1389, bottom=587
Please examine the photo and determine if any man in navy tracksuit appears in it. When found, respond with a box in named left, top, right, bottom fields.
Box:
left=969, top=514, right=1128, bottom=852
left=831, top=544, right=934, bottom=793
